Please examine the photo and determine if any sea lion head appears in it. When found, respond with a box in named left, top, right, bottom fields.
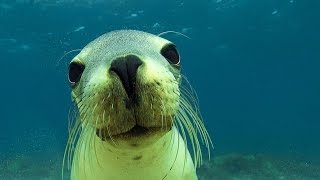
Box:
left=68, top=30, right=181, bottom=146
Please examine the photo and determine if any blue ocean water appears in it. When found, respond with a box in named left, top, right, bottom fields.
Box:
left=0, top=0, right=319, bottom=179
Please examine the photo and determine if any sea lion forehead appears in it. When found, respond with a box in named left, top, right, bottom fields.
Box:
left=77, top=30, right=171, bottom=64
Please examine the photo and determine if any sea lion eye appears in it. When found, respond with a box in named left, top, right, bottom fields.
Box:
left=161, top=44, right=180, bottom=65
left=68, top=62, right=85, bottom=86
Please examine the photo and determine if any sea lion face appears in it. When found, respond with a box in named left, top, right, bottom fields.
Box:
left=68, top=30, right=181, bottom=145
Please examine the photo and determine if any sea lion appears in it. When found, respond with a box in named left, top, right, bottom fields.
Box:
left=63, top=30, right=212, bottom=180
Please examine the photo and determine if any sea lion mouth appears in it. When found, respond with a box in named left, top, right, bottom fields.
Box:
left=117, top=124, right=148, bottom=136
left=96, top=124, right=166, bottom=141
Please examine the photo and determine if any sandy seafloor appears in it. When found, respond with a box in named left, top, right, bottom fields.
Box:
left=1, top=152, right=320, bottom=180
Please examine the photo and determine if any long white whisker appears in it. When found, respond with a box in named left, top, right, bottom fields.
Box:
left=157, top=31, right=191, bottom=40
left=56, top=49, right=82, bottom=67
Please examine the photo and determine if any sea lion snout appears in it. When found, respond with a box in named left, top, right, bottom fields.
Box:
left=110, top=54, right=143, bottom=108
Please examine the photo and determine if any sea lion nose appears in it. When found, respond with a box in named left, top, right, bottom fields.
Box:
left=110, top=55, right=142, bottom=106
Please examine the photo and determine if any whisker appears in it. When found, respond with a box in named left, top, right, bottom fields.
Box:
left=162, top=123, right=180, bottom=180
left=157, top=31, right=191, bottom=40
left=107, top=115, right=118, bottom=146
left=56, top=49, right=82, bottom=68
left=170, top=74, right=214, bottom=168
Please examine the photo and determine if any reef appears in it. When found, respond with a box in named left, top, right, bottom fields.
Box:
left=198, top=153, right=320, bottom=180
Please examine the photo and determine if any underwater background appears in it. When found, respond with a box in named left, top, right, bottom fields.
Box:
left=0, top=0, right=319, bottom=179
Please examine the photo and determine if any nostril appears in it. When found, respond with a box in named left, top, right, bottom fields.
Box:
left=124, top=55, right=143, bottom=85
left=110, top=55, right=143, bottom=107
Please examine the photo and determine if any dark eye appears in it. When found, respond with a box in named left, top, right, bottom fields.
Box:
left=161, top=44, right=180, bottom=65
left=68, top=62, right=85, bottom=86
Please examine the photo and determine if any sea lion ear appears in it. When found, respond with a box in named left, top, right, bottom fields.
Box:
left=68, top=61, right=85, bottom=87
left=161, top=44, right=180, bottom=66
